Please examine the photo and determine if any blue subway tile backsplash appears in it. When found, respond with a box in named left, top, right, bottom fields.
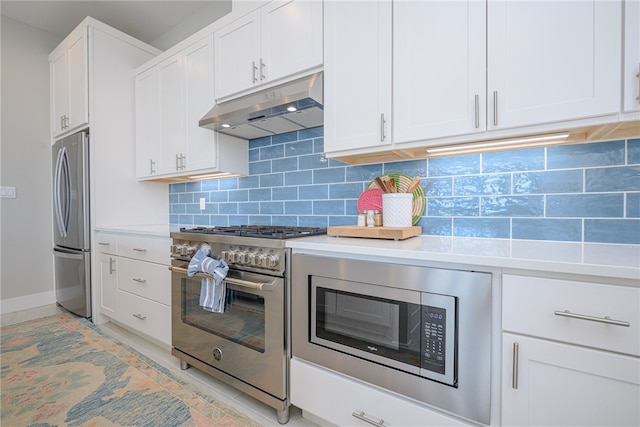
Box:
left=170, top=127, right=640, bottom=245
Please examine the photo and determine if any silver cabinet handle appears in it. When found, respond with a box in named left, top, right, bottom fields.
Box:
left=252, top=61, right=258, bottom=83
left=260, top=58, right=266, bottom=80
left=61, top=115, right=65, bottom=131
left=132, top=278, right=147, bottom=284
left=98, top=242, right=110, bottom=246
left=109, top=257, right=116, bottom=274
left=150, top=159, right=156, bottom=174
left=512, top=342, right=519, bottom=389
left=493, top=91, right=498, bottom=126
left=175, top=153, right=180, bottom=170
left=181, top=153, right=186, bottom=169
left=133, top=248, right=147, bottom=252
left=554, top=310, right=630, bottom=327
left=380, top=113, right=386, bottom=142
left=133, top=313, right=147, bottom=320
left=65, top=115, right=70, bottom=129
left=352, top=411, right=385, bottom=427
left=474, top=94, right=480, bottom=128
left=636, top=63, right=640, bottom=102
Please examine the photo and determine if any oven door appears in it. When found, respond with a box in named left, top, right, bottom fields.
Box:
left=170, top=264, right=286, bottom=399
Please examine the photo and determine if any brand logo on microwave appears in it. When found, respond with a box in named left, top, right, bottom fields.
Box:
left=367, top=345, right=378, bottom=352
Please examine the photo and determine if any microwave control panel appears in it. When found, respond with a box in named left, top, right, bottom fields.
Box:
left=422, top=305, right=447, bottom=375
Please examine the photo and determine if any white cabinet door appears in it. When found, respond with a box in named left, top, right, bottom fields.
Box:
left=50, top=26, right=88, bottom=138
left=502, top=333, right=640, bottom=427
left=487, top=0, right=621, bottom=130
left=323, top=0, right=392, bottom=154
left=135, top=67, right=160, bottom=178
left=623, top=0, right=640, bottom=114
left=98, top=253, right=117, bottom=316
left=66, top=32, right=88, bottom=133
left=50, top=48, right=69, bottom=137
left=261, top=0, right=323, bottom=84
left=214, top=10, right=261, bottom=100
left=215, top=0, right=323, bottom=100
left=394, top=0, right=486, bottom=144
left=157, top=54, right=184, bottom=175
left=183, top=35, right=216, bottom=172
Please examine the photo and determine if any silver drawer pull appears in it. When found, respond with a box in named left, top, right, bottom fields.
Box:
left=98, top=242, right=110, bottom=246
left=133, top=248, right=147, bottom=252
left=554, top=310, right=630, bottom=327
left=133, top=313, right=147, bottom=320
left=132, top=278, right=147, bottom=284
left=352, top=411, right=385, bottom=427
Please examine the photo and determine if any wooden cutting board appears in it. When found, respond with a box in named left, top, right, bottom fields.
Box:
left=327, top=225, right=422, bottom=240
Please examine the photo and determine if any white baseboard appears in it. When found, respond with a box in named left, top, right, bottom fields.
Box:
left=0, top=291, right=56, bottom=314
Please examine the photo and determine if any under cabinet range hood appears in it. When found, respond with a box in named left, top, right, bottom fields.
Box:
left=199, top=72, right=323, bottom=140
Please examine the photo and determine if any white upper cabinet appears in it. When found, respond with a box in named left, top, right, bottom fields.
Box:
left=157, top=53, right=184, bottom=175
left=135, top=68, right=160, bottom=179
left=394, top=0, right=486, bottom=143
left=487, top=0, right=621, bottom=130
left=323, top=0, right=392, bottom=154
left=135, top=34, right=248, bottom=181
left=50, top=24, right=88, bottom=138
left=214, top=0, right=322, bottom=100
left=623, top=0, right=640, bottom=116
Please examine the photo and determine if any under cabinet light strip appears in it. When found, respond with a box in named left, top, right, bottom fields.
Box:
left=425, top=133, right=570, bottom=155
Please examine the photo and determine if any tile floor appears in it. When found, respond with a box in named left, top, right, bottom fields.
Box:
left=1, top=305, right=319, bottom=427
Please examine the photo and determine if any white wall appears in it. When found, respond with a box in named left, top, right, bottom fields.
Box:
left=1, top=16, right=61, bottom=312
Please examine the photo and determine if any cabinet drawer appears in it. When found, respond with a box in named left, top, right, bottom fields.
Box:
left=503, top=275, right=640, bottom=356
left=95, top=232, right=118, bottom=255
left=118, top=257, right=170, bottom=305
left=291, top=358, right=470, bottom=427
left=117, top=235, right=170, bottom=264
left=116, top=290, right=170, bottom=346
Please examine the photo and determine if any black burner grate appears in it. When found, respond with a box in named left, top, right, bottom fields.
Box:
left=179, top=225, right=327, bottom=239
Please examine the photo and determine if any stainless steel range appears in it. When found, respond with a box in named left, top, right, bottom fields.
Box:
left=169, top=225, right=326, bottom=424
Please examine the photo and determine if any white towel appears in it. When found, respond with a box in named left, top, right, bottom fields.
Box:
left=187, top=244, right=229, bottom=313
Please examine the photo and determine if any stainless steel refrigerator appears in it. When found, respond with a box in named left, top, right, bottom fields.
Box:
left=52, top=130, right=91, bottom=318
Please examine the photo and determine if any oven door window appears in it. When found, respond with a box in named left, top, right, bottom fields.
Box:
left=181, top=278, right=265, bottom=353
left=314, top=286, right=421, bottom=368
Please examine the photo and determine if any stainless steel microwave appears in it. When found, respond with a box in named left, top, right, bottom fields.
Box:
left=311, top=276, right=457, bottom=386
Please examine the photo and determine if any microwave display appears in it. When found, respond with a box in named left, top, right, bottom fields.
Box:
left=311, top=277, right=457, bottom=386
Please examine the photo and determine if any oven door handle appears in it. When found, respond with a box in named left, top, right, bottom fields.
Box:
left=170, top=266, right=275, bottom=291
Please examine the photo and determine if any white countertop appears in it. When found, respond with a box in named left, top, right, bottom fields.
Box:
left=287, top=235, right=640, bottom=282
left=94, top=224, right=172, bottom=237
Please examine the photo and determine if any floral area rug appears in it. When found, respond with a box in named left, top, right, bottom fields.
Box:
left=0, top=313, right=262, bottom=427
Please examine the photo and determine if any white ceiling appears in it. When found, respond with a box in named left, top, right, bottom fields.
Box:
left=0, top=0, right=232, bottom=46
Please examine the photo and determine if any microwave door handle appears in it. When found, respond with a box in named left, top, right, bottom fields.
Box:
left=170, top=266, right=275, bottom=291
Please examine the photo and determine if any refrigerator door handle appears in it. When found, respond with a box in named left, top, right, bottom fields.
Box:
left=54, top=146, right=67, bottom=238
left=61, top=146, right=71, bottom=234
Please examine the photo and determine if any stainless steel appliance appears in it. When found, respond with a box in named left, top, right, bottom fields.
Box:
left=291, top=254, right=493, bottom=425
left=199, top=72, right=323, bottom=140
left=52, top=130, right=91, bottom=318
left=169, top=225, right=326, bottom=424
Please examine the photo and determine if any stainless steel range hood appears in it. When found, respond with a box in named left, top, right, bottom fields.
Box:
left=199, top=72, right=323, bottom=140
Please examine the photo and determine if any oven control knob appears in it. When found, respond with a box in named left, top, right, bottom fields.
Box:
left=253, top=254, right=265, bottom=266
left=240, top=252, right=251, bottom=264
left=181, top=245, right=197, bottom=256
left=221, top=250, right=231, bottom=262
left=264, top=254, right=279, bottom=268
left=213, top=347, right=223, bottom=361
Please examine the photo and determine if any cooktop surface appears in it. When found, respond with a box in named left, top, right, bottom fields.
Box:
left=179, top=225, right=327, bottom=239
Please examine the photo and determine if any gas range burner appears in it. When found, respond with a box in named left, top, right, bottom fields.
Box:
left=179, top=225, right=327, bottom=239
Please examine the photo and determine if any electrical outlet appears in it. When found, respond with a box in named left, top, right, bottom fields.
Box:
left=0, top=186, right=16, bottom=198
left=199, top=197, right=206, bottom=210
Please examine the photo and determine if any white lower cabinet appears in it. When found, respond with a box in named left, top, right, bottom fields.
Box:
left=291, top=358, right=471, bottom=427
left=94, top=231, right=171, bottom=346
left=502, top=274, right=640, bottom=426
left=502, top=333, right=640, bottom=427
